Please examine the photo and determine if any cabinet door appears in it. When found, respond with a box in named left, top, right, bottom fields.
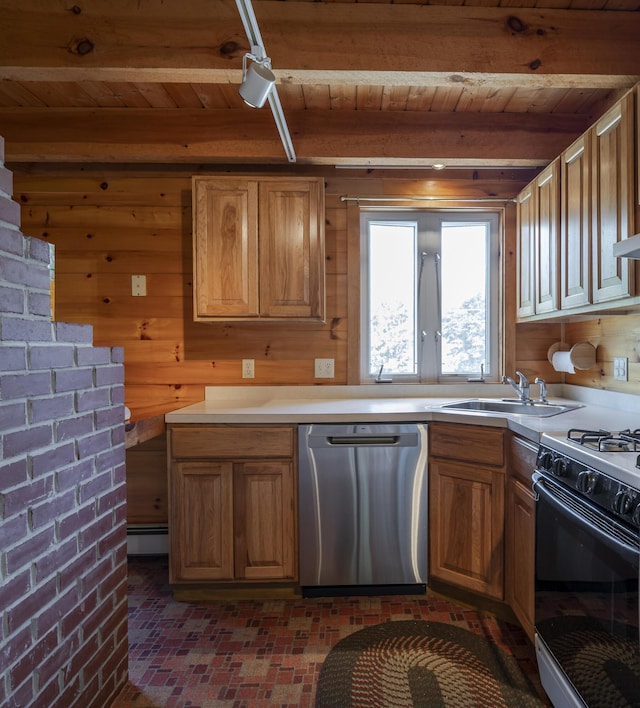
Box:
left=591, top=94, right=635, bottom=303
left=534, top=160, right=560, bottom=315
left=505, top=477, right=535, bottom=642
left=516, top=183, right=536, bottom=318
left=258, top=180, right=325, bottom=320
left=429, top=460, right=504, bottom=599
left=561, top=133, right=592, bottom=310
left=192, top=177, right=259, bottom=318
left=234, top=461, right=296, bottom=580
left=170, top=461, right=234, bottom=582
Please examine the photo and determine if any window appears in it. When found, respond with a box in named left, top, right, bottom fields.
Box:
left=361, top=210, right=501, bottom=383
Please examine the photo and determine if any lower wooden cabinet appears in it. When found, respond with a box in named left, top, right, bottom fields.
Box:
left=171, top=460, right=234, bottom=581
left=234, top=461, right=295, bottom=581
left=505, top=476, right=535, bottom=641
left=505, top=434, right=538, bottom=641
left=429, top=424, right=506, bottom=600
left=167, top=425, right=297, bottom=585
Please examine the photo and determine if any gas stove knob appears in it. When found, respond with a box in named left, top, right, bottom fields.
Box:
left=538, top=451, right=553, bottom=471
left=613, top=489, right=633, bottom=515
left=632, top=504, right=640, bottom=527
left=552, top=457, right=568, bottom=477
left=576, top=471, right=597, bottom=494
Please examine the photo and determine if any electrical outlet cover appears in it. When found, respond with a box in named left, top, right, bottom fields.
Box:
left=613, top=356, right=628, bottom=382
left=315, top=358, right=334, bottom=378
left=242, top=359, right=255, bottom=379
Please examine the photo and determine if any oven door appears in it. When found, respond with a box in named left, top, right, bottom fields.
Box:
left=533, top=471, right=640, bottom=708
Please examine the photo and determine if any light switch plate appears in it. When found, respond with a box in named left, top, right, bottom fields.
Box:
left=613, top=356, right=628, bottom=381
left=131, top=275, right=146, bottom=296
left=315, top=358, right=334, bottom=378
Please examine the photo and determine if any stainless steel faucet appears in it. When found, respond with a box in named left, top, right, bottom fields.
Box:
left=534, top=377, right=548, bottom=403
left=502, top=371, right=531, bottom=403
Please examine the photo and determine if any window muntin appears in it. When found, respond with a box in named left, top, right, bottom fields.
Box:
left=361, top=210, right=500, bottom=383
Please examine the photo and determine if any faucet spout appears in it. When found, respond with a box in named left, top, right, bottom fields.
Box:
left=502, top=371, right=531, bottom=403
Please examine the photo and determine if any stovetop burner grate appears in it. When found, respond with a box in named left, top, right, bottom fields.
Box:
left=567, top=428, right=640, bottom=453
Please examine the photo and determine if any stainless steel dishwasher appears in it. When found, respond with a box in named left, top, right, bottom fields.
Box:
left=298, top=423, right=428, bottom=595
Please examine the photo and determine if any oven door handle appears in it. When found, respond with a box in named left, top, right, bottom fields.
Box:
left=533, top=473, right=640, bottom=556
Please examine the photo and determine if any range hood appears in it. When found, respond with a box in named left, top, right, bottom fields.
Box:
left=613, top=233, right=640, bottom=259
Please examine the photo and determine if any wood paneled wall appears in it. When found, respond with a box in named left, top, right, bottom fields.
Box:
left=514, top=321, right=563, bottom=384
left=564, top=316, right=640, bottom=395
left=15, top=164, right=638, bottom=418
left=512, top=316, right=640, bottom=397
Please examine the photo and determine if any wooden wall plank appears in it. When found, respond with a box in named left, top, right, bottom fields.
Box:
left=21, top=205, right=188, bottom=229
left=14, top=176, right=191, bottom=206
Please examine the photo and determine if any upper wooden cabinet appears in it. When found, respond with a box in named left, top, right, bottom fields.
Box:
left=560, top=132, right=592, bottom=310
left=517, top=161, right=560, bottom=318
left=516, top=183, right=535, bottom=319
left=535, top=161, right=560, bottom=315
left=192, top=176, right=326, bottom=322
left=591, top=94, right=635, bottom=304
left=518, top=90, right=638, bottom=320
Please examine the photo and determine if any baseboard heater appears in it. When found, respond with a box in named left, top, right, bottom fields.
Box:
left=127, top=525, right=168, bottom=555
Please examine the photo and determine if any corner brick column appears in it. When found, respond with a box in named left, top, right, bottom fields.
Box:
left=0, top=135, right=129, bottom=707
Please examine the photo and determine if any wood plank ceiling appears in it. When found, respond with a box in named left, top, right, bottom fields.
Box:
left=0, top=0, right=639, bottom=167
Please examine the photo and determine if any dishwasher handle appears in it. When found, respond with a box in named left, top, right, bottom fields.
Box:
left=309, top=433, right=420, bottom=448
left=328, top=435, right=400, bottom=446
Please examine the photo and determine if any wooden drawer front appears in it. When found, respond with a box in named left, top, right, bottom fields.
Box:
left=171, top=426, right=294, bottom=459
left=509, top=434, right=538, bottom=486
left=430, top=424, right=505, bottom=467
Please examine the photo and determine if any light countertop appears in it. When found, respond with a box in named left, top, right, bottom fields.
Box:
left=164, top=384, right=640, bottom=442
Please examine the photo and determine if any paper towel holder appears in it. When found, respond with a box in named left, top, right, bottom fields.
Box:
left=547, top=341, right=596, bottom=371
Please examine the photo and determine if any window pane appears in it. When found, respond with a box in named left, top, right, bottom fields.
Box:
left=368, top=223, right=417, bottom=375
left=440, top=223, right=488, bottom=375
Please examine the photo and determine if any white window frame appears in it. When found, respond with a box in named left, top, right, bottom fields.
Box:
left=360, top=208, right=501, bottom=384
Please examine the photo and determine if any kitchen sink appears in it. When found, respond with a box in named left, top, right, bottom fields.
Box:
left=439, top=399, right=582, bottom=417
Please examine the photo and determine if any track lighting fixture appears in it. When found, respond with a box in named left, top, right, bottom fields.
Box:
left=235, top=0, right=296, bottom=162
left=239, top=49, right=276, bottom=109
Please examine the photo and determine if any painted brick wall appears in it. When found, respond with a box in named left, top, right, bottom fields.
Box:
left=0, top=135, right=128, bottom=707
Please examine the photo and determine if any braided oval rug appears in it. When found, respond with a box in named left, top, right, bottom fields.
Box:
left=316, top=620, right=546, bottom=708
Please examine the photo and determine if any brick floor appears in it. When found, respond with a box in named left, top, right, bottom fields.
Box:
left=112, top=556, right=548, bottom=707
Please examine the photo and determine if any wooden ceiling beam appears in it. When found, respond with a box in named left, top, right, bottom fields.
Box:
left=0, top=107, right=590, bottom=166
left=1, top=1, right=640, bottom=88
left=1, top=69, right=635, bottom=92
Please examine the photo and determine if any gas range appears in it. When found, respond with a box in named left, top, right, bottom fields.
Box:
left=539, top=428, right=640, bottom=490
left=533, top=427, right=640, bottom=708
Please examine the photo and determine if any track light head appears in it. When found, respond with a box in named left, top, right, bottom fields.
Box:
left=239, top=52, right=276, bottom=108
